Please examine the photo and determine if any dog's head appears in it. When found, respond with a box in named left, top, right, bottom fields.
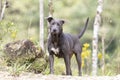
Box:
left=46, top=17, right=65, bottom=36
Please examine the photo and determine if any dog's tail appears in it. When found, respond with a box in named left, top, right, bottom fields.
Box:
left=78, top=17, right=89, bottom=39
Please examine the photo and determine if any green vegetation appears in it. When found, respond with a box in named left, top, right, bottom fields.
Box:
left=8, top=61, right=31, bottom=76
left=0, top=0, right=119, bottom=76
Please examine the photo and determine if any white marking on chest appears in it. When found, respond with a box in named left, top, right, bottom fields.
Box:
left=51, top=47, right=59, bottom=54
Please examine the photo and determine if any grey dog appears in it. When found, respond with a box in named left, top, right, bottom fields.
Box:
left=47, top=17, right=89, bottom=76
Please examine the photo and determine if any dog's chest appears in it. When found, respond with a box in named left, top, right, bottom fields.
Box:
left=50, top=42, right=64, bottom=58
left=51, top=47, right=63, bottom=58
left=51, top=42, right=59, bottom=53
left=51, top=47, right=59, bottom=54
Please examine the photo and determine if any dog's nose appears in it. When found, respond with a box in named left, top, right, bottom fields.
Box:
left=53, top=29, right=56, bottom=32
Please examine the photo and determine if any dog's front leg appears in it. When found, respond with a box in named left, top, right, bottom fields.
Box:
left=49, top=53, right=54, bottom=74
left=63, top=53, right=72, bottom=75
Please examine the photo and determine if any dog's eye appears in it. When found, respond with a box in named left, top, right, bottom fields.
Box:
left=57, top=23, right=60, bottom=26
left=52, top=22, right=55, bottom=25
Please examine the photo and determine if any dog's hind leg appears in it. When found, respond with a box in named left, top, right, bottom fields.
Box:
left=74, top=44, right=82, bottom=76
left=75, top=52, right=82, bottom=76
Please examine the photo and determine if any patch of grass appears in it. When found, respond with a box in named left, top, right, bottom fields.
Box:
left=30, top=58, right=48, bottom=73
left=8, top=62, right=31, bottom=76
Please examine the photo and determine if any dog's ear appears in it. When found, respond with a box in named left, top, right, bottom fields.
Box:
left=46, top=17, right=54, bottom=23
left=60, top=20, right=65, bottom=25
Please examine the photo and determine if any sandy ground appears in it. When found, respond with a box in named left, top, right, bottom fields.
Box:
left=0, top=71, right=120, bottom=80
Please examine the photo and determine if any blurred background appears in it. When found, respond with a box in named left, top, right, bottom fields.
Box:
left=0, top=0, right=120, bottom=76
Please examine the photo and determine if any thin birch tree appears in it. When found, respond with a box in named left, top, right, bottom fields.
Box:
left=45, top=0, right=54, bottom=54
left=0, top=0, right=8, bottom=21
left=39, top=0, right=44, bottom=50
left=47, top=0, right=54, bottom=34
left=0, top=0, right=2, bottom=14
left=92, top=0, right=103, bottom=76
left=48, top=0, right=53, bottom=17
left=101, top=32, right=105, bottom=75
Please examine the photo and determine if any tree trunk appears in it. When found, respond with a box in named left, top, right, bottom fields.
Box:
left=92, top=0, right=103, bottom=76
left=0, top=0, right=2, bottom=14
left=39, top=0, right=44, bottom=50
left=0, top=0, right=7, bottom=21
left=47, top=0, right=54, bottom=34
left=44, top=0, right=54, bottom=55
left=101, top=33, right=105, bottom=75
left=48, top=0, right=54, bottom=17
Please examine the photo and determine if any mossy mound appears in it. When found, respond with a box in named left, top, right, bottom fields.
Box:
left=3, top=39, right=48, bottom=73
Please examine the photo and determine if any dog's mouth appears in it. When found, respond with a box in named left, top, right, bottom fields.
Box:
left=51, top=31, right=59, bottom=35
left=51, top=32, right=58, bottom=37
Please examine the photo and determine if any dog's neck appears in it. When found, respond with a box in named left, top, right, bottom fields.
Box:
left=51, top=33, right=63, bottom=48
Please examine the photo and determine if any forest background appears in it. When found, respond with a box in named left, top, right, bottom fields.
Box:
left=0, top=0, right=120, bottom=76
